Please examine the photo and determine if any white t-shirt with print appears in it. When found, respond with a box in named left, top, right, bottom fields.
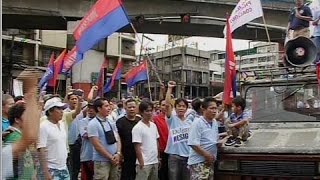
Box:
left=132, top=121, right=159, bottom=165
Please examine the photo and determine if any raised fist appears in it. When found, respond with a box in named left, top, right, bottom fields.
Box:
left=17, top=68, right=41, bottom=93
left=67, top=86, right=74, bottom=93
left=168, top=81, right=176, bottom=88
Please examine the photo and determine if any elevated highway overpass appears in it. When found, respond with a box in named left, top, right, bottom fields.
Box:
left=3, top=0, right=293, bottom=42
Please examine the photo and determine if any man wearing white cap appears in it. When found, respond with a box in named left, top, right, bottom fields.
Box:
left=37, top=97, right=71, bottom=180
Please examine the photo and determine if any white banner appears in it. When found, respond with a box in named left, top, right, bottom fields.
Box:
left=225, top=0, right=263, bottom=34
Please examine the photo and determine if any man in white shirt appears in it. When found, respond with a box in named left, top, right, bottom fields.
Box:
left=38, top=97, right=70, bottom=180
left=132, top=101, right=160, bottom=180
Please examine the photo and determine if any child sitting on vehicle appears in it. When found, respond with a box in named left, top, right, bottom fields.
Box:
left=224, top=96, right=251, bottom=147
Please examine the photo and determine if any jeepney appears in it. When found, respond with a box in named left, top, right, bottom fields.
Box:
left=215, top=66, right=320, bottom=179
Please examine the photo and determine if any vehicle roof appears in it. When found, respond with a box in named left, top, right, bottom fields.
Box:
left=240, top=66, right=317, bottom=86
left=221, top=122, right=320, bottom=154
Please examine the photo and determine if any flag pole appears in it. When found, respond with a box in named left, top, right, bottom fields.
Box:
left=146, top=61, right=153, bottom=101
left=262, top=14, right=271, bottom=43
left=103, top=37, right=108, bottom=97
left=130, top=23, right=163, bottom=86
left=55, top=79, right=61, bottom=94
left=118, top=33, right=122, bottom=101
left=139, top=34, right=145, bottom=63
left=53, top=58, right=56, bottom=94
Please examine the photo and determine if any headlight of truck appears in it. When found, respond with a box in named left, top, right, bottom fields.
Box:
left=218, top=160, right=239, bottom=171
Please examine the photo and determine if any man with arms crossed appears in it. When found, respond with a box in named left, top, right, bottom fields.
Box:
left=87, top=98, right=121, bottom=180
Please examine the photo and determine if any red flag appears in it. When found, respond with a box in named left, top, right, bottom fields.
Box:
left=48, top=49, right=67, bottom=87
left=61, top=46, right=77, bottom=74
left=48, top=52, right=55, bottom=67
left=97, top=58, right=109, bottom=93
left=223, top=16, right=237, bottom=105
left=317, top=63, right=320, bottom=85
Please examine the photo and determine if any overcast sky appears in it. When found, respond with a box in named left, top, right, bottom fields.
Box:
left=135, top=33, right=254, bottom=55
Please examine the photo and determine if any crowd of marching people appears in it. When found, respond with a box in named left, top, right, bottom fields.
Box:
left=2, top=71, right=251, bottom=180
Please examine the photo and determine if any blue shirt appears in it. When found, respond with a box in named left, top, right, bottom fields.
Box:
left=289, top=5, right=312, bottom=30
left=78, top=117, right=94, bottom=162
left=2, top=117, right=10, bottom=131
left=188, top=117, right=219, bottom=165
left=229, top=110, right=251, bottom=123
left=165, top=115, right=193, bottom=157
left=87, top=117, right=118, bottom=162
left=185, top=109, right=201, bottom=121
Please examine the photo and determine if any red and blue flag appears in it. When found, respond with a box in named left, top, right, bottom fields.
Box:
left=73, top=0, right=130, bottom=60
left=104, top=60, right=123, bottom=93
left=61, top=46, right=78, bottom=74
left=48, top=49, right=67, bottom=87
left=223, top=16, right=237, bottom=105
left=39, top=52, right=55, bottom=90
left=97, top=58, right=109, bottom=95
left=125, top=60, right=148, bottom=88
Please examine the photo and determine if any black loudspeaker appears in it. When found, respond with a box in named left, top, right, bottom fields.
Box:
left=285, top=36, right=317, bottom=67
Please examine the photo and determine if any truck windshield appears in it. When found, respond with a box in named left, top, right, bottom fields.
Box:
left=246, top=83, right=320, bottom=122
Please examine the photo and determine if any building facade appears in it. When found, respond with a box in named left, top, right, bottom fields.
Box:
left=210, top=42, right=281, bottom=75
left=149, top=46, right=211, bottom=100
left=2, top=29, right=67, bottom=94
left=2, top=27, right=136, bottom=98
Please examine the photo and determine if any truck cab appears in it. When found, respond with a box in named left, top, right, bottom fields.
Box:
left=215, top=67, right=320, bottom=179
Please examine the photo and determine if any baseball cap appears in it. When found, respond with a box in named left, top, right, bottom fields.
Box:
left=44, top=97, right=66, bottom=112
left=213, top=92, right=223, bottom=102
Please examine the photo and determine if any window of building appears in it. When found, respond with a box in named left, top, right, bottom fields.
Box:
left=173, top=71, right=181, bottom=81
left=186, top=70, right=192, bottom=82
left=172, top=55, right=181, bottom=64
left=266, top=56, right=272, bottom=62
left=266, top=46, right=271, bottom=52
left=202, top=73, right=208, bottom=84
left=192, top=71, right=202, bottom=84
left=258, top=57, right=267, bottom=63
left=182, top=71, right=187, bottom=83
left=185, top=55, right=197, bottom=65
left=156, top=59, right=162, bottom=68
left=270, top=46, right=276, bottom=52
left=218, top=54, right=226, bottom=59
left=257, top=47, right=266, bottom=53
left=199, top=58, right=208, bottom=66
left=41, top=49, right=61, bottom=66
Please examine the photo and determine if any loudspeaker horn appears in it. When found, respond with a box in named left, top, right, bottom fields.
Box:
left=284, top=36, right=317, bottom=67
